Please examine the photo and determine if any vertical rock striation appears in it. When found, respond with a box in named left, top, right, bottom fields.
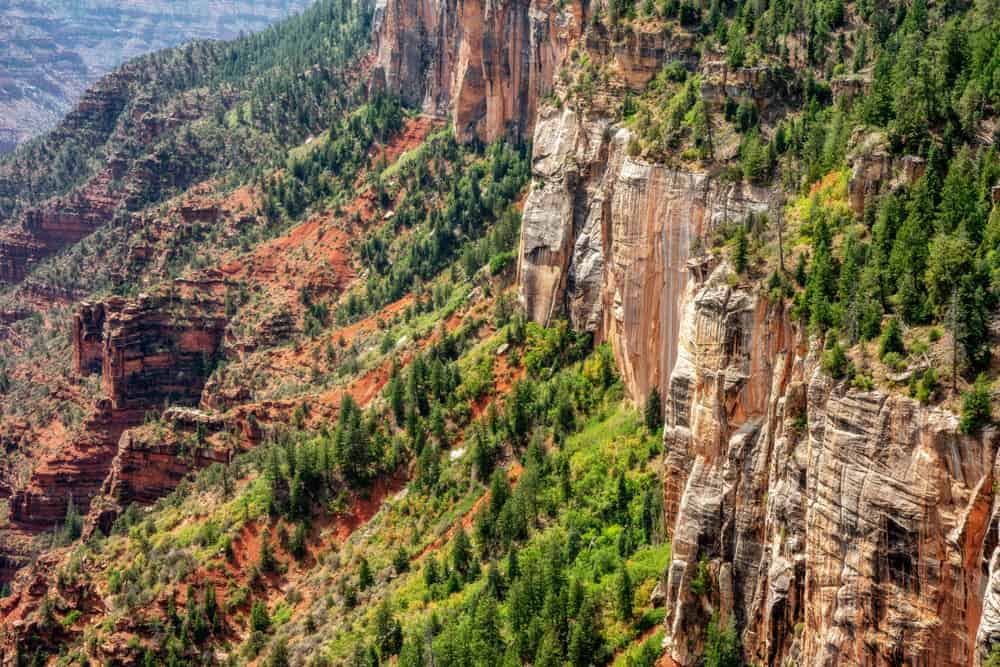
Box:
left=372, top=0, right=578, bottom=142
left=657, top=261, right=998, bottom=667
left=517, top=106, right=774, bottom=402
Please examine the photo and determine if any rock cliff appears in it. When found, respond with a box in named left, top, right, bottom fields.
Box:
left=7, top=284, right=226, bottom=531
left=518, top=106, right=775, bottom=403
left=481, top=19, right=999, bottom=666
left=372, top=0, right=577, bottom=142
left=656, top=261, right=998, bottom=666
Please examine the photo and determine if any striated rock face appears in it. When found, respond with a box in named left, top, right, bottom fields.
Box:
left=7, top=399, right=143, bottom=531
left=372, top=0, right=578, bottom=142
left=0, top=170, right=119, bottom=285
left=698, top=61, right=800, bottom=119
left=518, top=106, right=775, bottom=402
left=74, top=288, right=227, bottom=410
left=657, top=261, right=998, bottom=667
left=97, top=413, right=231, bottom=514
left=9, top=285, right=227, bottom=530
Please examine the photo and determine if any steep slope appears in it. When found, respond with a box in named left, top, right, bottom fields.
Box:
left=3, top=0, right=1000, bottom=666
left=0, top=0, right=312, bottom=153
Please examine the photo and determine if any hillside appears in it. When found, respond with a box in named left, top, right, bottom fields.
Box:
left=0, top=0, right=312, bottom=153
left=1, top=0, right=1000, bottom=666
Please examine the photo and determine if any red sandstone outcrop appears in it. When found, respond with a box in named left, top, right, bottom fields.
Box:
left=657, top=260, right=998, bottom=666
left=75, top=288, right=227, bottom=410
left=373, top=0, right=579, bottom=142
left=90, top=408, right=232, bottom=533
left=9, top=284, right=227, bottom=531
left=7, top=399, right=143, bottom=531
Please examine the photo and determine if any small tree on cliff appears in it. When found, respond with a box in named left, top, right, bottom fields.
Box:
left=704, top=612, right=741, bottom=667
left=644, top=386, right=663, bottom=433
left=63, top=496, right=83, bottom=543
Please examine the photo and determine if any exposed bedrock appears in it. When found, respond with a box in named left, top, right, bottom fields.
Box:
left=658, top=262, right=998, bottom=667
left=517, top=106, right=775, bottom=402
left=8, top=285, right=226, bottom=532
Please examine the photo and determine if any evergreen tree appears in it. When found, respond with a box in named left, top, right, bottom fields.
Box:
left=250, top=601, right=270, bottom=634
left=960, top=374, right=993, bottom=434
left=269, top=638, right=290, bottom=667
left=878, top=317, right=905, bottom=361
left=452, top=527, right=472, bottom=576
left=203, top=585, right=218, bottom=631
left=290, top=523, right=307, bottom=560
left=704, top=613, right=741, bottom=667
left=733, top=225, right=750, bottom=273
left=373, top=599, right=403, bottom=659
left=567, top=595, right=601, bottom=667
left=615, top=564, right=633, bottom=620
left=644, top=386, right=663, bottom=432
left=259, top=530, right=277, bottom=573
left=62, top=497, right=82, bottom=543
left=358, top=557, right=374, bottom=590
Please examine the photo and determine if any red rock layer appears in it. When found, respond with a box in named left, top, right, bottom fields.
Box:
left=9, top=283, right=227, bottom=531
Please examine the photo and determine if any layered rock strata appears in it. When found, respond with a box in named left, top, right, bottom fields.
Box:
left=8, top=286, right=226, bottom=531
left=657, top=261, right=998, bottom=667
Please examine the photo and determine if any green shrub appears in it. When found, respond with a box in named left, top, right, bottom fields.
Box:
left=960, top=374, right=993, bottom=435
left=822, top=342, right=850, bottom=379
left=489, top=251, right=515, bottom=276
left=690, top=556, right=711, bottom=597
left=880, top=351, right=905, bottom=372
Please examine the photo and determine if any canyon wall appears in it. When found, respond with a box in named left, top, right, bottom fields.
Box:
left=372, top=0, right=694, bottom=143
left=518, top=106, right=775, bottom=402
left=8, top=285, right=226, bottom=531
left=656, top=261, right=998, bottom=666
left=501, top=34, right=999, bottom=667
left=372, top=0, right=576, bottom=142
left=514, top=109, right=1000, bottom=663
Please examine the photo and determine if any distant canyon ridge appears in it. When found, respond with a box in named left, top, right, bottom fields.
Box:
left=0, top=0, right=311, bottom=154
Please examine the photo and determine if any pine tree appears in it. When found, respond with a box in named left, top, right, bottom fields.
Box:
left=62, top=496, right=82, bottom=543
left=373, top=599, right=403, bottom=659
left=269, top=638, right=290, bottom=667
left=452, top=527, right=472, bottom=576
left=641, top=486, right=665, bottom=545
left=393, top=546, right=410, bottom=574
left=290, top=523, right=307, bottom=560
left=567, top=595, right=601, bottom=667
left=424, top=556, right=440, bottom=587
left=358, top=557, right=373, bottom=590
left=259, top=530, right=276, bottom=573
left=878, top=317, right=905, bottom=361
left=644, top=386, right=663, bottom=432
left=535, top=627, right=563, bottom=667
left=704, top=613, right=741, bottom=667
left=250, top=601, right=270, bottom=633
left=960, top=374, right=993, bottom=434
left=615, top=564, right=633, bottom=620
left=485, top=560, right=505, bottom=600
left=203, top=585, right=218, bottom=631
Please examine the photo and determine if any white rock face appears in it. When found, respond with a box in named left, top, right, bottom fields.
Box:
left=658, top=263, right=1000, bottom=667
left=517, top=107, right=774, bottom=402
